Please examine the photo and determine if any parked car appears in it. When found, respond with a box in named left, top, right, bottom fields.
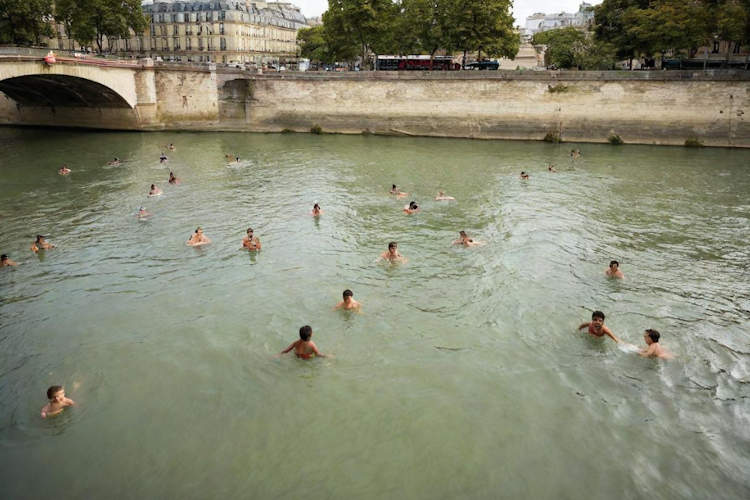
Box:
left=466, top=60, right=499, bottom=70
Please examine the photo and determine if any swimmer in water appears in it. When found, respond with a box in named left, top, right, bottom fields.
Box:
left=312, top=203, right=323, bottom=216
left=159, top=153, right=168, bottom=163
left=58, top=165, right=71, bottom=175
left=452, top=230, right=483, bottom=247
left=520, top=171, right=529, bottom=180
left=548, top=164, right=557, bottom=172
left=578, top=310, right=620, bottom=343
left=168, top=171, right=180, bottom=185
left=404, top=201, right=419, bottom=214
left=148, top=184, right=163, bottom=196
left=107, top=157, right=120, bottom=166
left=435, top=191, right=455, bottom=201
left=390, top=184, right=408, bottom=198
left=40, top=385, right=75, bottom=418
left=639, top=329, right=673, bottom=359
left=168, top=143, right=175, bottom=151
left=379, top=241, right=407, bottom=263
left=186, top=227, right=211, bottom=246
left=334, top=289, right=361, bottom=311
left=605, top=260, right=624, bottom=279
left=242, top=227, right=261, bottom=250
left=30, top=235, right=54, bottom=253
left=137, top=206, right=151, bottom=219
left=280, top=325, right=327, bottom=359
left=235, top=156, right=240, bottom=163
left=1, top=254, right=18, bottom=267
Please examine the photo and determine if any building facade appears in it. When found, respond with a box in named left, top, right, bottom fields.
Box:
left=523, top=2, right=594, bottom=37
left=48, top=1, right=309, bottom=65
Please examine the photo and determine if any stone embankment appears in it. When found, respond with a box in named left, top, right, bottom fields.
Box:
left=1, top=59, right=748, bottom=148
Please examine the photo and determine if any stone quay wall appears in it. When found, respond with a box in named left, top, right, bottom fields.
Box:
left=1, top=64, right=748, bottom=148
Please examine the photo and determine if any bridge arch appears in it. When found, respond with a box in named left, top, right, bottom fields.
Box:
left=0, top=60, right=139, bottom=108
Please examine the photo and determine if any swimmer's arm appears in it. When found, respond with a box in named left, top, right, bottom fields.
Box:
left=31, top=244, right=38, bottom=253
left=281, top=341, right=298, bottom=354
left=64, top=397, right=76, bottom=407
left=333, top=301, right=343, bottom=311
left=40, top=405, right=48, bottom=418
left=578, top=322, right=590, bottom=330
left=310, top=341, right=326, bottom=358
left=254, top=240, right=261, bottom=250
left=638, top=344, right=657, bottom=358
left=603, top=326, right=620, bottom=343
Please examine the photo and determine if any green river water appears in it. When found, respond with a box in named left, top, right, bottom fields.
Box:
left=0, top=127, right=749, bottom=499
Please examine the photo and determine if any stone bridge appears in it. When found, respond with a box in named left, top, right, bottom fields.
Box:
left=1, top=55, right=748, bottom=147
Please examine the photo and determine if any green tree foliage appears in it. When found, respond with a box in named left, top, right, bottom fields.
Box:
left=0, top=0, right=53, bottom=45
left=594, top=0, right=749, bottom=64
left=533, top=27, right=615, bottom=70
left=320, top=0, right=519, bottom=67
left=55, top=0, right=147, bottom=54
left=297, top=25, right=330, bottom=62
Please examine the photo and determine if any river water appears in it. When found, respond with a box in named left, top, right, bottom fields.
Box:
left=0, top=127, right=748, bottom=499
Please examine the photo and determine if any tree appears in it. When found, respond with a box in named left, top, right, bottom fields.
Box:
left=323, top=0, right=398, bottom=68
left=594, top=0, right=650, bottom=67
left=297, top=25, right=331, bottom=62
left=0, top=0, right=53, bottom=45
left=451, top=0, right=518, bottom=63
left=533, top=27, right=615, bottom=70
left=55, top=0, right=147, bottom=54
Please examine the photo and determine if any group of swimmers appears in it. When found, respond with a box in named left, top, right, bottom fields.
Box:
left=8, top=145, right=674, bottom=419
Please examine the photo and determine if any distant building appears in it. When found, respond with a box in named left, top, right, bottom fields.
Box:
left=48, top=1, right=310, bottom=65
left=523, top=2, right=594, bottom=36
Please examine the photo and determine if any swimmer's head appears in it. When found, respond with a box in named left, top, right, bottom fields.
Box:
left=392, top=184, right=397, bottom=190
left=409, top=201, right=418, bottom=209
left=459, top=231, right=467, bottom=237
left=150, top=184, right=156, bottom=190
left=644, top=329, right=660, bottom=344
left=35, top=235, right=44, bottom=243
left=591, top=311, right=605, bottom=325
left=313, top=203, right=320, bottom=210
left=47, top=385, right=64, bottom=401
left=438, top=191, right=444, bottom=196
left=388, top=241, right=397, bottom=252
left=609, top=260, right=619, bottom=269
left=343, top=289, right=353, bottom=299
left=139, top=206, right=145, bottom=211
left=521, top=171, right=526, bottom=175
left=169, top=171, right=174, bottom=177
left=247, top=228, right=253, bottom=235
left=195, top=227, right=202, bottom=234
left=299, top=325, right=312, bottom=341
left=1, top=254, right=7, bottom=262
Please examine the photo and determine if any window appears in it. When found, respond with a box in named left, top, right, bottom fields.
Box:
left=150, top=24, right=156, bottom=36
left=713, top=40, right=720, bottom=53
left=186, top=37, right=191, bottom=50
left=220, top=37, right=226, bottom=50
left=220, top=23, right=224, bottom=35
left=174, top=37, right=180, bottom=50
left=172, top=14, right=177, bottom=23
left=733, top=42, right=741, bottom=54
left=199, top=38, right=204, bottom=50
left=173, top=25, right=178, bottom=35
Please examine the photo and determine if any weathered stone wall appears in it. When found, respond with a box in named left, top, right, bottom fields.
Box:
left=243, top=72, right=750, bottom=147
left=1, top=61, right=748, bottom=147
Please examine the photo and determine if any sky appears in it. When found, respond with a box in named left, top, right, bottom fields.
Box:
left=291, top=1, right=603, bottom=26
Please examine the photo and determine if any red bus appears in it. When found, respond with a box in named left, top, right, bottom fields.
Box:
left=376, top=55, right=461, bottom=71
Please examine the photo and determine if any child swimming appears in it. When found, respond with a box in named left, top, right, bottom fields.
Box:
left=639, top=329, right=673, bottom=359
left=41, top=385, right=75, bottom=418
left=280, top=325, right=327, bottom=359
left=578, top=310, right=620, bottom=343
left=334, top=289, right=361, bottom=311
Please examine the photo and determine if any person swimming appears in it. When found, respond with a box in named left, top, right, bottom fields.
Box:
left=168, top=171, right=180, bottom=185
left=30, top=235, right=55, bottom=253
left=242, top=227, right=261, bottom=250
left=639, top=329, right=673, bottom=359
left=404, top=201, right=419, bottom=214
left=605, top=260, right=624, bottom=279
left=548, top=164, right=557, bottom=172
left=520, top=171, right=529, bottom=180
left=334, top=289, right=361, bottom=311
left=148, top=184, right=163, bottom=196
left=312, top=203, right=323, bottom=216
left=435, top=191, right=455, bottom=201
left=390, top=184, right=408, bottom=197
left=578, top=311, right=620, bottom=343
left=107, top=157, right=120, bottom=166
left=186, top=227, right=211, bottom=246
left=159, top=153, right=168, bottom=163
left=58, top=165, right=71, bottom=175
left=452, top=230, right=482, bottom=247
left=1, top=254, right=18, bottom=267
left=379, top=241, right=407, bottom=263
left=280, top=325, right=327, bottom=359
left=168, top=143, right=175, bottom=151
left=137, top=206, right=151, bottom=219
